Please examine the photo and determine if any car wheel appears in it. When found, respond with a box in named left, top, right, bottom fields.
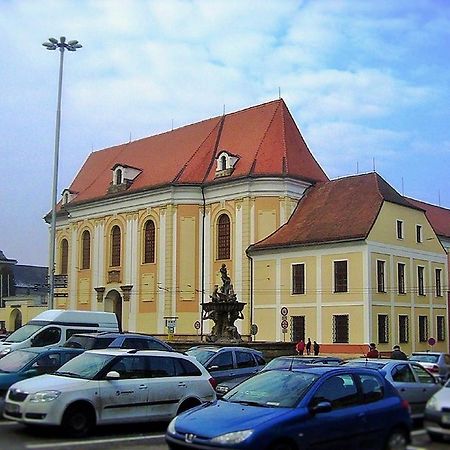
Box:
left=269, top=440, right=296, bottom=450
left=385, top=428, right=407, bottom=450
left=62, top=404, right=94, bottom=437
left=428, top=431, right=444, bottom=442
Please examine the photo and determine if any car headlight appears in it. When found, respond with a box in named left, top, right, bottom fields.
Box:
left=426, top=396, right=439, bottom=412
left=211, top=429, right=254, bottom=444
left=29, top=391, right=61, bottom=402
left=0, top=348, right=11, bottom=356
left=167, top=416, right=177, bottom=434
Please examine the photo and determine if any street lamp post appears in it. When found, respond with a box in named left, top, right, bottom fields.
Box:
left=43, top=37, right=82, bottom=309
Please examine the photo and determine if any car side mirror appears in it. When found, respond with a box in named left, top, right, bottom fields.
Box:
left=105, top=370, right=120, bottom=379
left=207, top=365, right=219, bottom=371
left=309, top=401, right=332, bottom=414
left=24, top=369, right=39, bottom=377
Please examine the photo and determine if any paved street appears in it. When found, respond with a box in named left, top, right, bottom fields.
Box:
left=0, top=418, right=448, bottom=450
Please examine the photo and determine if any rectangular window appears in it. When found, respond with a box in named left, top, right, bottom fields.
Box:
left=378, top=315, right=389, bottom=343
left=435, top=269, right=442, bottom=297
left=437, top=316, right=446, bottom=342
left=417, top=266, right=425, bottom=296
left=292, top=264, right=305, bottom=295
left=333, top=315, right=349, bottom=343
left=416, top=225, right=423, bottom=243
left=397, top=263, right=406, bottom=294
left=396, top=220, right=404, bottom=239
left=377, top=260, right=386, bottom=293
left=419, top=316, right=428, bottom=342
left=291, top=316, right=305, bottom=343
left=334, top=261, right=348, bottom=293
left=399, top=315, right=409, bottom=343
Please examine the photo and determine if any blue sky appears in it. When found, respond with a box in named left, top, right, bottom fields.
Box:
left=1, top=0, right=449, bottom=266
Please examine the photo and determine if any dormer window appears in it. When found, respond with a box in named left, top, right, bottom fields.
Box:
left=108, top=164, right=142, bottom=194
left=215, top=150, right=239, bottom=178
left=61, top=189, right=76, bottom=205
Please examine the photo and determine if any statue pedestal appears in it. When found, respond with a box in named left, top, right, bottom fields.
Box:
left=202, top=301, right=246, bottom=343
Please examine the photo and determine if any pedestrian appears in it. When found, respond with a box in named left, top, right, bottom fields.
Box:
left=313, top=340, right=320, bottom=356
left=296, top=339, right=305, bottom=355
left=306, top=338, right=312, bottom=355
left=390, top=345, right=407, bottom=360
left=366, top=343, right=379, bottom=358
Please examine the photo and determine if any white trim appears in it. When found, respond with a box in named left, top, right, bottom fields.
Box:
left=317, top=255, right=322, bottom=342
left=157, top=212, right=166, bottom=334
left=396, top=219, right=404, bottom=240
left=366, top=241, right=446, bottom=263
left=204, top=209, right=211, bottom=334
left=128, top=217, right=138, bottom=332
left=290, top=262, right=306, bottom=296
left=172, top=208, right=177, bottom=318
left=363, top=246, right=370, bottom=343
left=276, top=257, right=282, bottom=341
left=415, top=224, right=423, bottom=244
left=332, top=258, right=349, bottom=294
left=235, top=204, right=243, bottom=334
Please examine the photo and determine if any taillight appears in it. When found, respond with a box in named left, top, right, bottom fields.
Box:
left=430, top=365, right=440, bottom=373
left=209, top=377, right=217, bottom=389
left=401, top=399, right=411, bottom=413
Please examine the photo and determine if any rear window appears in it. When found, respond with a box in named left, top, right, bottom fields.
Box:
left=186, top=348, right=217, bottom=365
left=409, top=354, right=439, bottom=363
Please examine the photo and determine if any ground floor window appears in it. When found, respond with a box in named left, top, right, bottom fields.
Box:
left=399, top=315, right=409, bottom=343
left=418, top=316, right=428, bottom=342
left=333, top=315, right=349, bottom=343
left=437, top=316, right=446, bottom=342
left=378, top=315, right=389, bottom=343
left=291, top=316, right=305, bottom=343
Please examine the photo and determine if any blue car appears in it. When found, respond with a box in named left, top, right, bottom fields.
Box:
left=0, top=346, right=83, bottom=410
left=166, top=366, right=411, bottom=450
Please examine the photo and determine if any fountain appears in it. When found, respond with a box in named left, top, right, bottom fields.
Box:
left=201, top=264, right=246, bottom=343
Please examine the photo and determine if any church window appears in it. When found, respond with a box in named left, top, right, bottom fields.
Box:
left=217, top=214, right=230, bottom=260
left=111, top=226, right=121, bottom=267
left=144, top=220, right=155, bottom=263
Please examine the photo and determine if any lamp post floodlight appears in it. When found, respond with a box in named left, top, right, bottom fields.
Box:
left=43, top=36, right=82, bottom=309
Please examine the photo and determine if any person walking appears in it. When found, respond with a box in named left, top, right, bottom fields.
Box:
left=390, top=345, right=407, bottom=360
left=313, top=340, right=320, bottom=356
left=366, top=343, right=379, bottom=358
left=296, top=339, right=305, bottom=355
left=306, top=338, right=312, bottom=355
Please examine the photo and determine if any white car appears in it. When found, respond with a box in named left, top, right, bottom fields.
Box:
left=3, top=349, right=216, bottom=436
left=425, top=378, right=450, bottom=441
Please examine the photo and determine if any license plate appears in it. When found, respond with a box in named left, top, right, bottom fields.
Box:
left=4, top=403, right=20, bottom=414
left=441, top=414, right=450, bottom=424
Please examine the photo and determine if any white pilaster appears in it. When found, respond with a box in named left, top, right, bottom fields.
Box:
left=69, top=226, right=77, bottom=309
left=158, top=212, right=166, bottom=334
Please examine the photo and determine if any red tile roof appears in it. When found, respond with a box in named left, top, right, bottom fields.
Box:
left=405, top=197, right=450, bottom=238
left=250, top=172, right=421, bottom=251
left=66, top=99, right=328, bottom=206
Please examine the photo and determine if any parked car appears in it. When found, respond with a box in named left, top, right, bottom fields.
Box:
left=409, top=352, right=450, bottom=383
left=343, top=358, right=441, bottom=419
left=3, top=349, right=216, bottom=437
left=166, top=366, right=411, bottom=450
left=215, top=355, right=342, bottom=397
left=186, top=346, right=265, bottom=383
left=0, top=347, right=83, bottom=411
left=64, top=332, right=174, bottom=352
left=424, top=377, right=450, bottom=441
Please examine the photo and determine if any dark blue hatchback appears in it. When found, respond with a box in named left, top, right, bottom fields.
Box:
left=166, top=366, right=411, bottom=450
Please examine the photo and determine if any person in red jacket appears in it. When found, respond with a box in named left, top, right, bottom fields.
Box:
left=296, top=339, right=305, bottom=355
left=366, top=343, right=379, bottom=358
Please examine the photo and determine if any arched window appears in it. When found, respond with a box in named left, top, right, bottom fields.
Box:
left=60, top=239, right=69, bottom=275
left=81, top=230, right=90, bottom=269
left=115, top=169, right=123, bottom=185
left=111, top=226, right=121, bottom=267
left=220, top=155, right=227, bottom=170
left=217, top=214, right=231, bottom=260
left=143, top=220, right=155, bottom=263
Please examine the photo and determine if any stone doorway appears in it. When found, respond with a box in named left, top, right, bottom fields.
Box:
left=104, top=289, right=123, bottom=331
left=10, top=308, right=22, bottom=331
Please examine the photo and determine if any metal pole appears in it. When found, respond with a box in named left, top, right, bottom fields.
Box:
left=48, top=47, right=65, bottom=309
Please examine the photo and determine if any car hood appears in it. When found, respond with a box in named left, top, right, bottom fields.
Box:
left=8, top=374, right=92, bottom=393
left=175, top=400, right=294, bottom=437
left=430, top=387, right=450, bottom=406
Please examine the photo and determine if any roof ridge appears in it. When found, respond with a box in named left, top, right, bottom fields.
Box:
left=280, top=100, right=288, bottom=174
left=248, top=99, right=283, bottom=176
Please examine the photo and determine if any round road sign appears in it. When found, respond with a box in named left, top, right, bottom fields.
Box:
left=281, top=307, right=289, bottom=316
left=194, top=320, right=201, bottom=330
left=281, top=319, right=289, bottom=329
left=428, top=337, right=436, bottom=346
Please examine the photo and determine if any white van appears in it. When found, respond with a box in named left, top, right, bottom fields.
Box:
left=0, top=310, right=119, bottom=357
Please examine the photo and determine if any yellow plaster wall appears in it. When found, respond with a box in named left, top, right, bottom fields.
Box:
left=254, top=307, right=277, bottom=341
left=253, top=259, right=276, bottom=306
left=321, top=305, right=365, bottom=343
left=280, top=256, right=317, bottom=303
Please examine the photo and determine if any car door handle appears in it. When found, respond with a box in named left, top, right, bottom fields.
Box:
left=139, top=385, right=148, bottom=390
left=178, top=382, right=187, bottom=387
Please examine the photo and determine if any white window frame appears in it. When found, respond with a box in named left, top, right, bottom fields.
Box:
left=396, top=220, right=404, bottom=240
left=376, top=259, right=386, bottom=293
left=416, top=224, right=423, bottom=243
left=333, top=259, right=348, bottom=293
left=397, top=262, right=406, bottom=295
left=291, top=263, right=306, bottom=295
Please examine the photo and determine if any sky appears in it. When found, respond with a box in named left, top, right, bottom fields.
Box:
left=1, top=0, right=449, bottom=267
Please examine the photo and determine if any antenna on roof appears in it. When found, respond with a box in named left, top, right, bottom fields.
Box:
left=401, top=177, right=404, bottom=196
left=438, top=190, right=441, bottom=206
left=372, top=157, right=376, bottom=172
left=278, top=87, right=281, bottom=99
left=223, top=104, right=226, bottom=116
left=171, top=119, right=174, bottom=131
left=129, top=132, right=132, bottom=143
left=356, top=161, right=359, bottom=174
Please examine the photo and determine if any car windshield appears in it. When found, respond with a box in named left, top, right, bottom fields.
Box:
left=186, top=348, right=217, bottom=365
left=264, top=357, right=312, bottom=371
left=409, top=354, right=439, bottom=363
left=4, top=324, right=44, bottom=343
left=55, top=352, right=115, bottom=379
left=0, top=350, right=36, bottom=372
left=223, top=370, right=319, bottom=408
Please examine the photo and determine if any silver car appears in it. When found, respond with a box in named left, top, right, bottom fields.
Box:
left=424, top=378, right=450, bottom=441
left=344, top=358, right=441, bottom=419
left=409, top=352, right=450, bottom=383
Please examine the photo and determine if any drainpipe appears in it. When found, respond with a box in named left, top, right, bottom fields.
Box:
left=247, top=249, right=254, bottom=341
left=200, top=186, right=206, bottom=341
